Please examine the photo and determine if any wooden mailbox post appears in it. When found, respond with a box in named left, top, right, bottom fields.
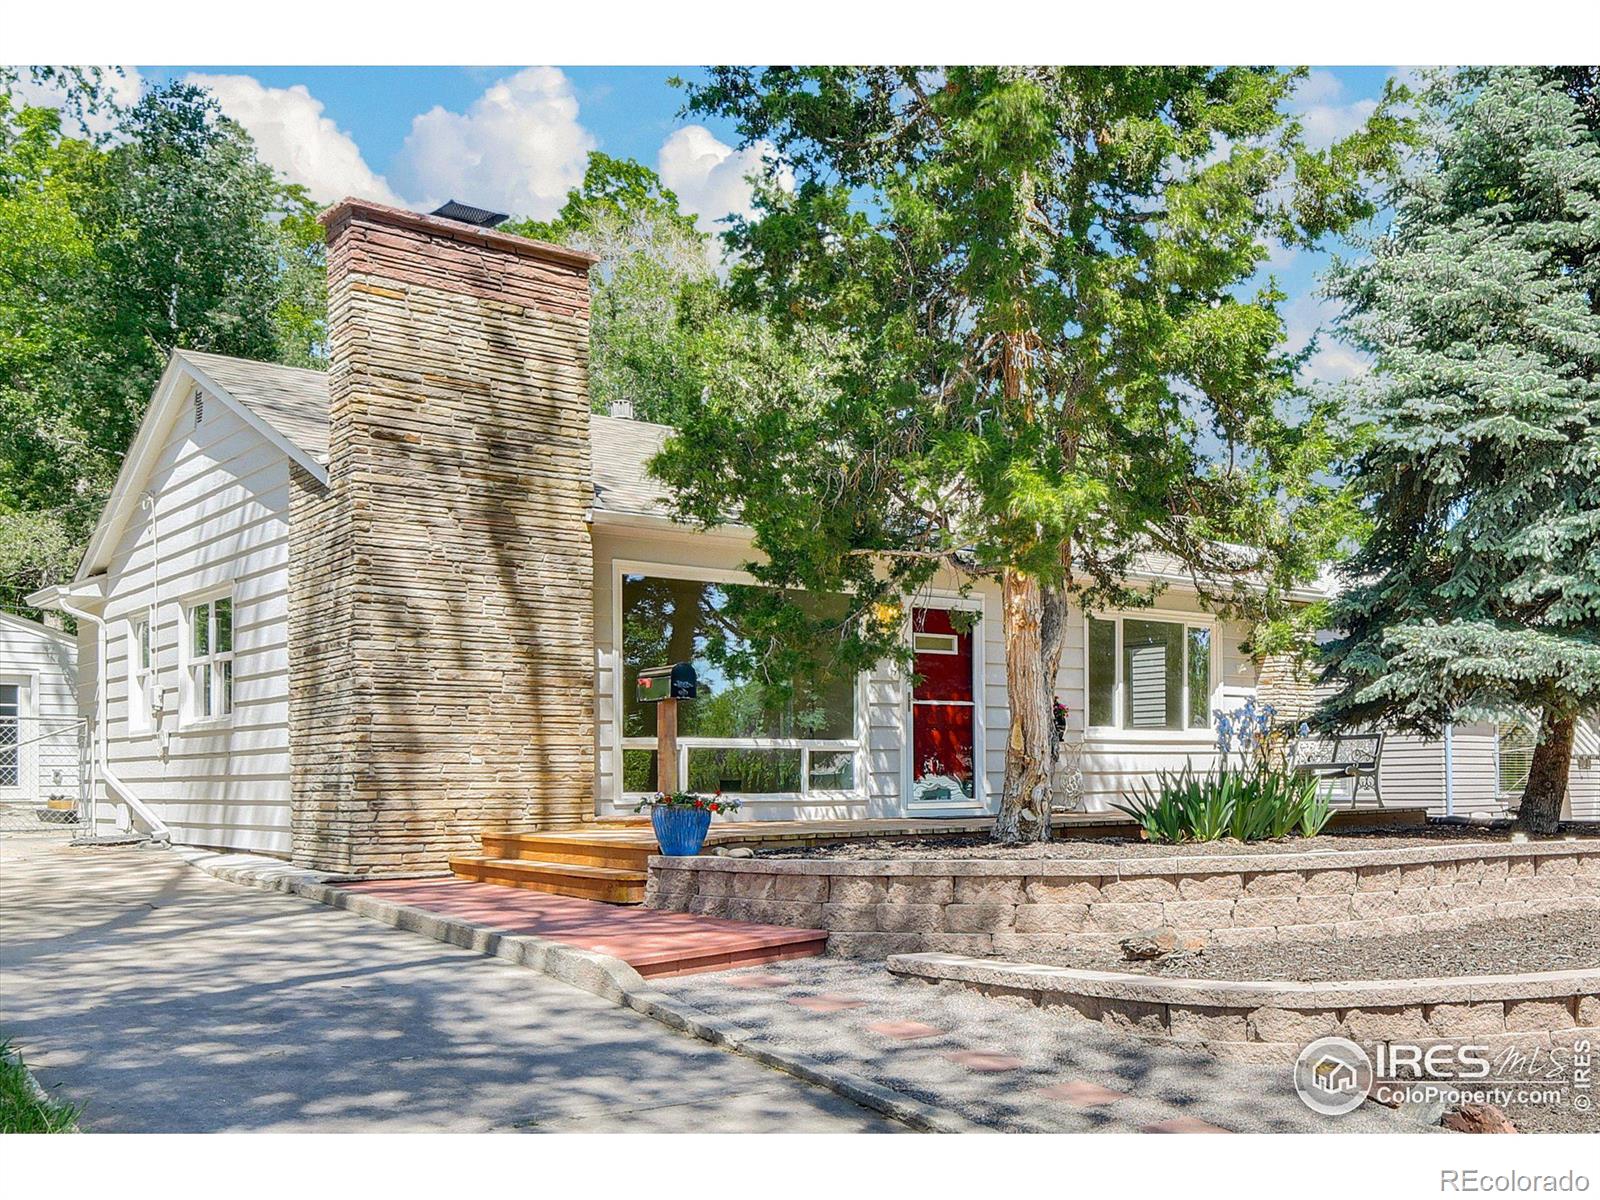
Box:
left=635, top=662, right=698, bottom=794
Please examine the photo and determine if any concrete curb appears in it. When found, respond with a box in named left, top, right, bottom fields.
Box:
left=887, top=952, right=1600, bottom=1009
left=174, top=848, right=977, bottom=1133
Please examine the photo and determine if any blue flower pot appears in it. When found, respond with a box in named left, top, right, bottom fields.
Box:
left=651, top=805, right=713, bottom=856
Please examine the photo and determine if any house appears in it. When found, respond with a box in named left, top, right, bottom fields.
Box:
left=23, top=197, right=1598, bottom=874
left=0, top=610, right=81, bottom=819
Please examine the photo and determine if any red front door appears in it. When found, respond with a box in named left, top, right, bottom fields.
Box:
left=910, top=607, right=978, bottom=806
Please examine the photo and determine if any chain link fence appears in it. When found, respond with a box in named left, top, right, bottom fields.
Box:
left=0, top=713, right=89, bottom=839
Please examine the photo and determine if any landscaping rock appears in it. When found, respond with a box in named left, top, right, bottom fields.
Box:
left=1120, top=926, right=1205, bottom=961
left=725, top=847, right=756, bottom=859
left=1442, top=1102, right=1518, bottom=1134
left=1398, top=1092, right=1447, bottom=1127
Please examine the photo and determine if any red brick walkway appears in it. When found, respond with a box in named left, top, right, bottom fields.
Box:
left=337, top=877, right=826, bottom=977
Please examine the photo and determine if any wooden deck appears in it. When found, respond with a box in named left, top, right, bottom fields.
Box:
left=447, top=807, right=1428, bottom=904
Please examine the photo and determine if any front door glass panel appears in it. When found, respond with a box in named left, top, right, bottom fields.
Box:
left=911, top=608, right=976, bottom=803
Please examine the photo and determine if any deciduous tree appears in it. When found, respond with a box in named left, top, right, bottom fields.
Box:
left=0, top=76, right=323, bottom=614
left=505, top=153, right=714, bottom=424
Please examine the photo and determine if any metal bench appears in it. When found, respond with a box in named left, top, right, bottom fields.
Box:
left=1295, top=732, right=1385, bottom=807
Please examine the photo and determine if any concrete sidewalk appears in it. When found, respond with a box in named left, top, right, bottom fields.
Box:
left=0, top=838, right=898, bottom=1133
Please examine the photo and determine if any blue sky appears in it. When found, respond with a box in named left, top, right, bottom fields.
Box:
left=106, top=65, right=1410, bottom=385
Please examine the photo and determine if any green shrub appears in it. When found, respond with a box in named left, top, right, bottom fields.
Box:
left=1116, top=764, right=1327, bottom=845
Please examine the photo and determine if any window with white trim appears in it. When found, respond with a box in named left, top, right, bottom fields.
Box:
left=0, top=682, right=20, bottom=787
left=618, top=572, right=860, bottom=797
left=1087, top=615, right=1214, bottom=732
left=128, top=615, right=154, bottom=731
left=184, top=595, right=233, bottom=722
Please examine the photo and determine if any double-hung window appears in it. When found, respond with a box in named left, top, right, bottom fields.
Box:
left=618, top=571, right=861, bottom=798
left=1087, top=614, right=1214, bottom=733
left=128, top=616, right=154, bottom=731
left=184, top=594, right=233, bottom=723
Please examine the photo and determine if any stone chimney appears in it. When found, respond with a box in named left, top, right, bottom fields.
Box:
left=289, top=199, right=599, bottom=874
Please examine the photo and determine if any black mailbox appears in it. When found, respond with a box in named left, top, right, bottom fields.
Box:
left=636, top=661, right=697, bottom=703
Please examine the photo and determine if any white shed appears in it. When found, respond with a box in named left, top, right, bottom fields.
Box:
left=0, top=610, right=82, bottom=824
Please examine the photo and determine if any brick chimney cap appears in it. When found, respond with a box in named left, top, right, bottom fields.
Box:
left=318, top=196, right=600, bottom=271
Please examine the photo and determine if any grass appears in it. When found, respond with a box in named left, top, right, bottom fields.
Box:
left=1, top=1038, right=79, bottom=1133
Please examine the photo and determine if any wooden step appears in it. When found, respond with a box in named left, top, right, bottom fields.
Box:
left=480, top=832, right=654, bottom=872
left=632, top=931, right=829, bottom=978
left=448, top=856, right=646, bottom=904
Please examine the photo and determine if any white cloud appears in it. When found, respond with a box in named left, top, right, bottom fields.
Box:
left=1285, top=292, right=1369, bottom=385
left=657, top=124, right=792, bottom=241
left=389, top=67, right=594, bottom=220
left=1295, top=69, right=1347, bottom=107
left=1290, top=70, right=1379, bottom=150
left=185, top=73, right=403, bottom=207
left=11, top=65, right=143, bottom=138
left=1261, top=237, right=1299, bottom=274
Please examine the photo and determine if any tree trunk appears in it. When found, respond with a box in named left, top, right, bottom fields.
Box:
left=1517, top=710, right=1575, bottom=834
left=994, top=570, right=1067, bottom=843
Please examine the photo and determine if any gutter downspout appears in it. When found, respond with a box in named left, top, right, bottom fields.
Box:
left=54, top=592, right=171, bottom=844
left=1444, top=722, right=1455, bottom=818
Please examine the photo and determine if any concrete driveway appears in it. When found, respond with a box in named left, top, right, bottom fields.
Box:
left=0, top=837, right=898, bottom=1133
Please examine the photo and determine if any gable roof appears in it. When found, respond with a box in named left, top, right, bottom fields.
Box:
left=0, top=608, right=77, bottom=649
left=177, top=350, right=330, bottom=468
left=73, top=350, right=676, bottom=582
left=75, top=351, right=332, bottom=581
left=74, top=349, right=1335, bottom=602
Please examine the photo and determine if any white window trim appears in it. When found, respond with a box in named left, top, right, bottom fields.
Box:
left=0, top=672, right=35, bottom=795
left=178, top=585, right=235, bottom=731
left=126, top=614, right=155, bottom=733
left=903, top=591, right=988, bottom=814
left=612, top=558, right=867, bottom=802
left=1084, top=607, right=1219, bottom=741
left=912, top=631, right=961, bottom=655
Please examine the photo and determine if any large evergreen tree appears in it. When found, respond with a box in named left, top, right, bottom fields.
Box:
left=656, top=67, right=1407, bottom=840
left=1320, top=68, right=1600, bottom=832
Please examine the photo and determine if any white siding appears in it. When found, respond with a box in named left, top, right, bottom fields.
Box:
left=1377, top=734, right=1444, bottom=811
left=1570, top=717, right=1600, bottom=821
left=92, top=395, right=292, bottom=854
left=1058, top=594, right=1259, bottom=812
left=0, top=613, right=81, bottom=804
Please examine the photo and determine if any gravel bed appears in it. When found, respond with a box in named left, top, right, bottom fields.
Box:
left=1500, top=1095, right=1596, bottom=1135
left=758, top=823, right=1600, bottom=861
left=1008, top=914, right=1600, bottom=981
